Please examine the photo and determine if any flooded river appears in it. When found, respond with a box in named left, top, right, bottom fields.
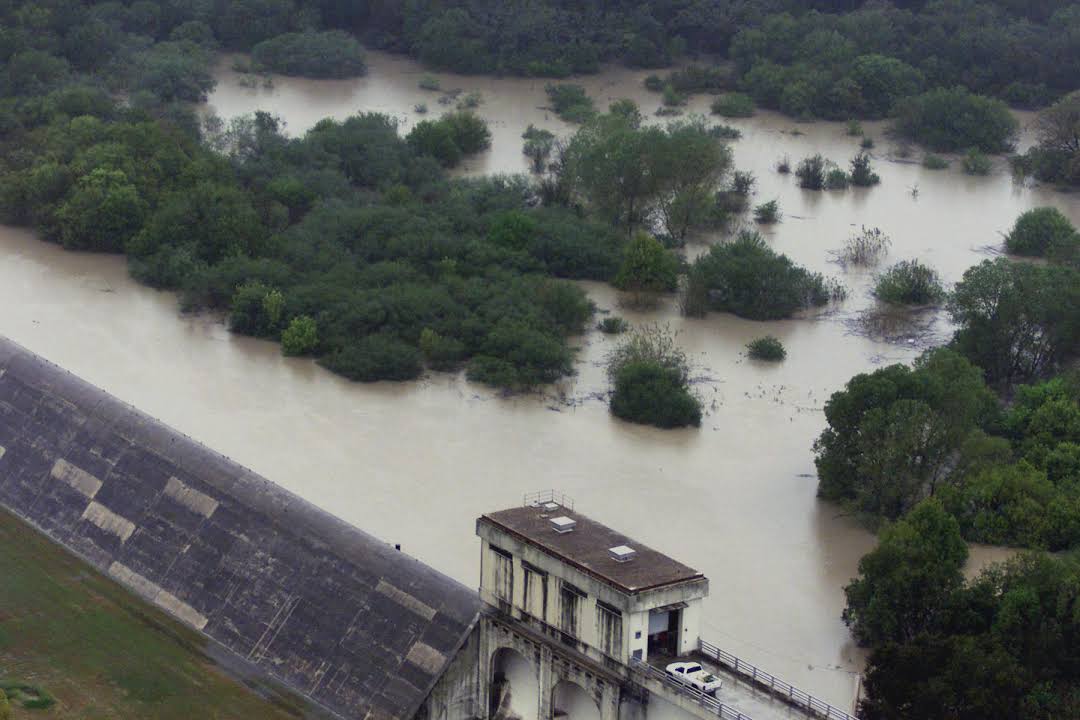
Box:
left=3, top=50, right=1076, bottom=711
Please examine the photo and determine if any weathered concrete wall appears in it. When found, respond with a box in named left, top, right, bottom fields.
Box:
left=0, top=336, right=481, bottom=720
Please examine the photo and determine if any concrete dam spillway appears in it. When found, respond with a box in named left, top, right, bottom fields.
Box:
left=0, top=335, right=481, bottom=720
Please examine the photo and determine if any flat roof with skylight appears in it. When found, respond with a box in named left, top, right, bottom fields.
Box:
left=478, top=504, right=704, bottom=594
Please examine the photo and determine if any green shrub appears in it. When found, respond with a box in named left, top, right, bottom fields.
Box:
left=405, top=111, right=491, bottom=167
left=610, top=361, right=702, bottom=428
left=850, top=152, right=880, bottom=187
left=846, top=119, right=863, bottom=136
left=893, top=87, right=1018, bottom=153
left=456, top=91, right=482, bottom=109
left=597, top=316, right=629, bottom=334
left=825, top=167, right=851, bottom=190
left=251, top=31, right=366, bottom=78
left=860, top=136, right=875, bottom=149
left=644, top=75, right=664, bottom=92
left=281, top=315, right=318, bottom=355
left=665, top=65, right=731, bottom=94
left=753, top=199, right=781, bottom=224
left=687, top=230, right=832, bottom=319
left=662, top=84, right=685, bottom=107
left=747, top=336, right=786, bottom=361
left=320, top=335, right=422, bottom=382
left=873, top=260, right=946, bottom=305
left=796, top=155, right=830, bottom=189
left=522, top=124, right=556, bottom=173
left=419, top=75, right=441, bottom=91
left=709, top=124, right=741, bottom=140
left=229, top=281, right=283, bottom=337
left=442, top=111, right=491, bottom=154
left=613, top=232, right=679, bottom=294
left=962, top=148, right=992, bottom=175
left=419, top=327, right=466, bottom=370
left=545, top=84, right=595, bottom=123
left=837, top=226, right=891, bottom=267
left=606, top=324, right=700, bottom=428
left=1004, top=207, right=1080, bottom=259
left=776, top=156, right=791, bottom=174
left=711, top=92, right=755, bottom=118
left=922, top=154, right=949, bottom=170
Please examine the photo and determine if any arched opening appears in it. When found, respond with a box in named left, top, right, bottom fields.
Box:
left=490, top=647, right=539, bottom=720
left=551, top=680, right=600, bottom=720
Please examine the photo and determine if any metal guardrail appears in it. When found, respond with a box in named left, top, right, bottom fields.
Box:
left=630, top=658, right=754, bottom=720
left=699, top=640, right=858, bottom=720
left=522, top=489, right=575, bottom=510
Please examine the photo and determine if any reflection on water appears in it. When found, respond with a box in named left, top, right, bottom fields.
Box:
left=0, top=50, right=1074, bottom=712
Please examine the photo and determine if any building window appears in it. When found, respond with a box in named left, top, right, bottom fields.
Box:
left=521, top=562, right=547, bottom=620
left=560, top=581, right=584, bottom=638
left=597, top=602, right=623, bottom=659
left=491, top=546, right=513, bottom=611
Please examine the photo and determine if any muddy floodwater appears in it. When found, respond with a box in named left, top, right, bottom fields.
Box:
left=3, top=49, right=1075, bottom=712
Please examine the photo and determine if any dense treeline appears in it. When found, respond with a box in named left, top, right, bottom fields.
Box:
left=0, top=0, right=645, bottom=390
left=819, top=212, right=1080, bottom=714
left=844, top=500, right=1080, bottom=719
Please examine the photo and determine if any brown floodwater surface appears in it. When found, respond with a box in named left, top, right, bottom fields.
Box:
left=0, top=51, right=1069, bottom=712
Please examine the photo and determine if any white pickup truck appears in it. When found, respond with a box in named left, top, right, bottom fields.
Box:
left=665, top=662, right=723, bottom=695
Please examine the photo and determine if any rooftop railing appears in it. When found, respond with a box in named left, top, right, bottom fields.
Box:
left=522, top=489, right=575, bottom=510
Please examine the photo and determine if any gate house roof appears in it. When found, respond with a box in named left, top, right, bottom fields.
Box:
left=0, top=336, right=480, bottom=720
left=480, top=506, right=704, bottom=594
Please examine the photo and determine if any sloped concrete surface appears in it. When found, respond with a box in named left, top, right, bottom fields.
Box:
left=0, top=336, right=480, bottom=720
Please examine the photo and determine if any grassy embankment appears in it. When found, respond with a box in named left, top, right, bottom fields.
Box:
left=0, top=507, right=311, bottom=719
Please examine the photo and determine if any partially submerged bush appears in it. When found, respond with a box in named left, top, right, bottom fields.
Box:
left=962, top=148, right=992, bottom=175
left=836, top=226, right=891, bottom=267
left=546, top=84, right=595, bottom=123
left=597, top=316, right=629, bottom=334
left=747, top=336, right=786, bottom=361
left=709, top=124, right=742, bottom=140
left=850, top=152, right=880, bottom=187
left=406, top=111, right=491, bottom=167
left=799, top=155, right=829, bottom=189
left=893, top=87, right=1019, bottom=153
left=922, top=154, right=949, bottom=170
left=607, top=324, right=701, bottom=428
left=776, top=155, right=791, bottom=174
left=873, top=260, right=946, bottom=305
left=662, top=84, right=685, bottom=107
left=522, top=124, right=556, bottom=173
left=282, top=315, right=318, bottom=355
left=419, top=75, right=441, bottom=91
left=860, top=136, right=875, bottom=150
left=825, top=167, right=851, bottom=190
left=1004, top=207, right=1080, bottom=260
left=320, top=335, right=422, bottom=382
left=685, top=230, right=834, bottom=319
left=753, top=199, right=781, bottom=223
left=251, top=31, right=366, bottom=78
left=613, top=231, right=680, bottom=295
left=711, top=93, right=755, bottom=118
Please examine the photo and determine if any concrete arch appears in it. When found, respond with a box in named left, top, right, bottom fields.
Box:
left=491, top=646, right=540, bottom=720
left=551, top=679, right=601, bottom=720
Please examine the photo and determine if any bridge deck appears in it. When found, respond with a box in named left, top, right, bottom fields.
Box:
left=646, top=653, right=819, bottom=720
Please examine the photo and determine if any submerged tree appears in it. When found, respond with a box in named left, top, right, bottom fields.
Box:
left=606, top=324, right=701, bottom=428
